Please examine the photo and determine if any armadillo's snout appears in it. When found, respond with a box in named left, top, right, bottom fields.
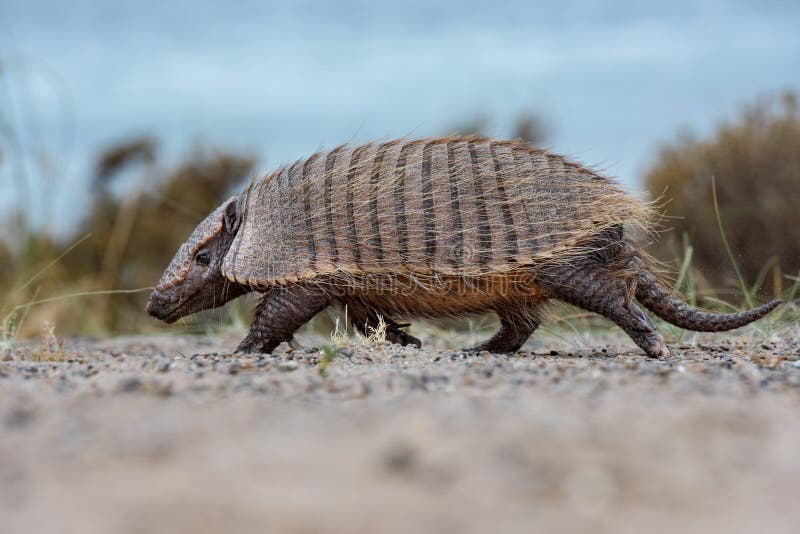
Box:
left=146, top=291, right=179, bottom=323
left=145, top=292, right=162, bottom=318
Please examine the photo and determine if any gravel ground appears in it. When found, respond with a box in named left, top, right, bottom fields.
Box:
left=1, top=329, right=799, bottom=534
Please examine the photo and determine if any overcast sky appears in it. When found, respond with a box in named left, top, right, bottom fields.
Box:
left=1, top=0, right=799, bottom=235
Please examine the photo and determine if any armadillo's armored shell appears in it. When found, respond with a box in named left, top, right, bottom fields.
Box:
left=221, top=137, right=651, bottom=287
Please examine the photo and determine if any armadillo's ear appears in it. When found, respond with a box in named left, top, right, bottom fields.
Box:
left=223, top=197, right=241, bottom=234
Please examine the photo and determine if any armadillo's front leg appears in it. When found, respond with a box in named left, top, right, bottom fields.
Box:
left=236, top=285, right=329, bottom=354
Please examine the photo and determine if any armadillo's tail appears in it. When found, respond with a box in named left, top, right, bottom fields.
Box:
left=635, top=268, right=781, bottom=332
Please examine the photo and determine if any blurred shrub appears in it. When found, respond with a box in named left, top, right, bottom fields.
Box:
left=645, top=92, right=800, bottom=294
left=447, top=111, right=549, bottom=145
left=95, top=137, right=157, bottom=184
left=0, top=241, right=12, bottom=288
left=449, top=114, right=491, bottom=137
left=511, top=113, right=549, bottom=145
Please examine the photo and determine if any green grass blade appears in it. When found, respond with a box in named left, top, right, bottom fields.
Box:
left=10, top=287, right=154, bottom=312
left=711, top=176, right=754, bottom=308
left=16, top=233, right=92, bottom=292
left=674, top=243, right=693, bottom=291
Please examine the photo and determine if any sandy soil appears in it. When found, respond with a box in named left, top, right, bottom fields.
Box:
left=1, top=329, right=799, bottom=534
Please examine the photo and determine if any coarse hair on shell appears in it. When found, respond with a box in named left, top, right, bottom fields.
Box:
left=220, top=136, right=659, bottom=294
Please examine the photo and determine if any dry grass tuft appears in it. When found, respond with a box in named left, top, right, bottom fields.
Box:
left=364, top=315, right=388, bottom=345
left=329, top=316, right=350, bottom=349
left=13, top=321, right=78, bottom=362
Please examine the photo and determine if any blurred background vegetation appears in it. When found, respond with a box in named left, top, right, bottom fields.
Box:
left=2, top=91, right=798, bottom=339
left=645, top=92, right=800, bottom=298
left=1, top=137, right=257, bottom=337
left=1, top=2, right=798, bottom=341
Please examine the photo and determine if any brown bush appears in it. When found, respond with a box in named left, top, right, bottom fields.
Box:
left=645, top=92, right=800, bottom=295
left=94, top=137, right=157, bottom=184
left=446, top=112, right=549, bottom=145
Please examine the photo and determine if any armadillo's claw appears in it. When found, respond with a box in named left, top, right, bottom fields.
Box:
left=235, top=337, right=281, bottom=355
left=639, top=331, right=670, bottom=359
left=385, top=328, right=422, bottom=349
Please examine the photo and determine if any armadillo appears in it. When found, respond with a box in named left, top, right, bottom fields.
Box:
left=146, top=136, right=781, bottom=357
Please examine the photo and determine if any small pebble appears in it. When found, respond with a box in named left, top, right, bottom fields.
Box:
left=156, top=358, right=171, bottom=373
left=118, top=377, right=143, bottom=392
left=383, top=441, right=416, bottom=472
left=278, top=361, right=299, bottom=372
left=4, top=407, right=35, bottom=429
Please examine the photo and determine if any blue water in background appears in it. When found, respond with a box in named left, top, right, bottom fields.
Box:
left=1, top=0, right=799, bottom=236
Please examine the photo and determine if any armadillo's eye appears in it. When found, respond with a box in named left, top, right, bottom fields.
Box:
left=195, top=251, right=211, bottom=266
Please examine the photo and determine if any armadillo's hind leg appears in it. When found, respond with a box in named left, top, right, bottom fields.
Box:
left=236, top=285, right=329, bottom=354
left=347, top=304, right=422, bottom=348
left=469, top=306, right=540, bottom=354
left=539, top=266, right=669, bottom=358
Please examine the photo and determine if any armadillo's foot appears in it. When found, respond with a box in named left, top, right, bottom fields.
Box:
left=627, top=303, right=670, bottom=358
left=468, top=338, right=525, bottom=354
left=234, top=336, right=281, bottom=355
left=631, top=329, right=670, bottom=359
left=586, top=297, right=670, bottom=359
left=468, top=308, right=540, bottom=354
left=600, top=307, right=670, bottom=359
left=385, top=326, right=422, bottom=348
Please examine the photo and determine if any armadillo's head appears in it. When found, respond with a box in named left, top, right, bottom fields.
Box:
left=146, top=196, right=251, bottom=323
